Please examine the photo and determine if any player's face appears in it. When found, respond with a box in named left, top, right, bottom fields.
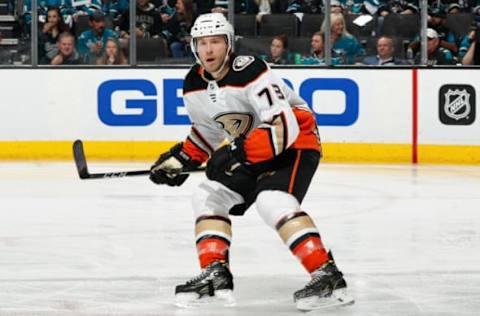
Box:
left=196, top=35, right=228, bottom=73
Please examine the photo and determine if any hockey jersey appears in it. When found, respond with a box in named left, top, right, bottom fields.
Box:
left=181, top=55, right=321, bottom=165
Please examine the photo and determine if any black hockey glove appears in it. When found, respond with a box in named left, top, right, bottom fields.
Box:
left=150, top=142, right=200, bottom=186
left=206, top=136, right=247, bottom=181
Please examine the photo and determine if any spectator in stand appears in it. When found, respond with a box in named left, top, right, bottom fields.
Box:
left=459, top=21, right=477, bottom=59
left=194, top=0, right=258, bottom=14
left=408, top=8, right=459, bottom=59
left=321, top=13, right=365, bottom=64
left=38, top=6, right=71, bottom=64
left=327, top=0, right=380, bottom=15
left=50, top=32, right=82, bottom=64
left=261, top=34, right=290, bottom=64
left=77, top=11, right=118, bottom=64
left=96, top=38, right=128, bottom=64
left=22, top=0, right=76, bottom=34
left=461, top=23, right=480, bottom=64
left=300, top=31, right=327, bottom=64
left=255, top=0, right=273, bottom=22
left=88, top=0, right=129, bottom=19
left=284, top=0, right=322, bottom=14
left=329, top=0, right=345, bottom=13
left=73, top=0, right=128, bottom=20
left=396, top=0, right=419, bottom=14
left=428, top=8, right=458, bottom=53
left=377, top=0, right=419, bottom=15
left=414, top=28, right=456, bottom=65
left=310, top=31, right=324, bottom=61
left=446, top=3, right=462, bottom=14
left=299, top=31, right=343, bottom=65
left=159, top=0, right=195, bottom=57
left=362, top=36, right=404, bottom=65
left=119, top=0, right=164, bottom=39
left=464, top=1, right=480, bottom=13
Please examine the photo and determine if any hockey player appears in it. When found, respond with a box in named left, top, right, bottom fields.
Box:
left=149, top=12, right=354, bottom=311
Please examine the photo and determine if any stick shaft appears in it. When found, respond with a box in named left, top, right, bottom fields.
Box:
left=72, top=140, right=204, bottom=179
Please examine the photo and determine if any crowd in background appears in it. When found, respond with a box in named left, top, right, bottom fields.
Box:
left=0, top=0, right=480, bottom=65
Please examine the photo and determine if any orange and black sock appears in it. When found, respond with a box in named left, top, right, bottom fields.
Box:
left=195, top=215, right=232, bottom=269
left=276, top=211, right=329, bottom=273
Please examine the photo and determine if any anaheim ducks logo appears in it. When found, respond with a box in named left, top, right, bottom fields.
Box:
left=214, top=112, right=254, bottom=137
left=233, top=56, right=255, bottom=72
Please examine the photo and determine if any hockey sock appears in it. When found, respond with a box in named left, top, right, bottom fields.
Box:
left=195, top=215, right=232, bottom=269
left=275, top=211, right=329, bottom=273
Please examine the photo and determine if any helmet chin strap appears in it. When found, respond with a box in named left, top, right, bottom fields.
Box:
left=209, top=47, right=231, bottom=79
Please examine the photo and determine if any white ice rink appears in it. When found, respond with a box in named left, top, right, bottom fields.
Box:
left=0, top=162, right=479, bottom=316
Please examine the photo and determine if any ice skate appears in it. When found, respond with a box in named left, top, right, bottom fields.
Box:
left=175, top=260, right=236, bottom=308
left=294, top=252, right=354, bottom=311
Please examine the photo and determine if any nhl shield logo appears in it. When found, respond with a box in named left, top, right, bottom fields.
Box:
left=439, top=84, right=476, bottom=125
left=444, top=89, right=470, bottom=120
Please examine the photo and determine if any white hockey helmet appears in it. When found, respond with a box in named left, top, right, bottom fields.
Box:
left=190, top=13, right=235, bottom=67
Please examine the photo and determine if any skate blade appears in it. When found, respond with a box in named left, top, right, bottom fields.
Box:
left=175, top=289, right=236, bottom=308
left=296, top=288, right=354, bottom=312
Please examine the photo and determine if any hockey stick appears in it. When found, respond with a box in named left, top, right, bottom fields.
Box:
left=72, top=139, right=205, bottom=179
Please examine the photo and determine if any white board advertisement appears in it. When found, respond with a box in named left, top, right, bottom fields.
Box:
left=0, top=68, right=412, bottom=144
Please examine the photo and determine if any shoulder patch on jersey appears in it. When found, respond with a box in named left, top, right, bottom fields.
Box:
left=218, top=56, right=268, bottom=88
left=232, top=56, right=255, bottom=72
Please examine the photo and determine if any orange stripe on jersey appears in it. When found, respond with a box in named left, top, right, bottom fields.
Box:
left=243, top=112, right=290, bottom=163
left=197, top=238, right=230, bottom=269
left=288, top=150, right=301, bottom=193
left=243, top=128, right=275, bottom=163
left=183, top=88, right=206, bottom=96
left=291, top=108, right=322, bottom=152
left=191, top=126, right=215, bottom=153
left=291, top=235, right=329, bottom=273
left=183, top=138, right=209, bottom=163
left=278, top=112, right=288, bottom=153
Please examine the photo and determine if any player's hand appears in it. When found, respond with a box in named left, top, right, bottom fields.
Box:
left=206, top=136, right=246, bottom=180
left=150, top=142, right=199, bottom=186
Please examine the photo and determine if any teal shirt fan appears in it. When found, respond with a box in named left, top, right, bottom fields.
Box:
left=332, top=35, right=365, bottom=64
left=77, top=20, right=118, bottom=64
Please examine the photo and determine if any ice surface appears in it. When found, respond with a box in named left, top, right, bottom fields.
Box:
left=0, top=162, right=479, bottom=315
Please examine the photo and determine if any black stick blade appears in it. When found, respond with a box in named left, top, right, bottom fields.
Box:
left=73, top=140, right=90, bottom=179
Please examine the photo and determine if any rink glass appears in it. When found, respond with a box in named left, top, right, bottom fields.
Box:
left=0, top=0, right=458, bottom=67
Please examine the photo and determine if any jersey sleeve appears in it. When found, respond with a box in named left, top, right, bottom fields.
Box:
left=183, top=122, right=225, bottom=163
left=243, top=63, right=300, bottom=164
left=182, top=96, right=226, bottom=164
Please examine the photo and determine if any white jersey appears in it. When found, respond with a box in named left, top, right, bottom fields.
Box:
left=183, top=55, right=315, bottom=163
